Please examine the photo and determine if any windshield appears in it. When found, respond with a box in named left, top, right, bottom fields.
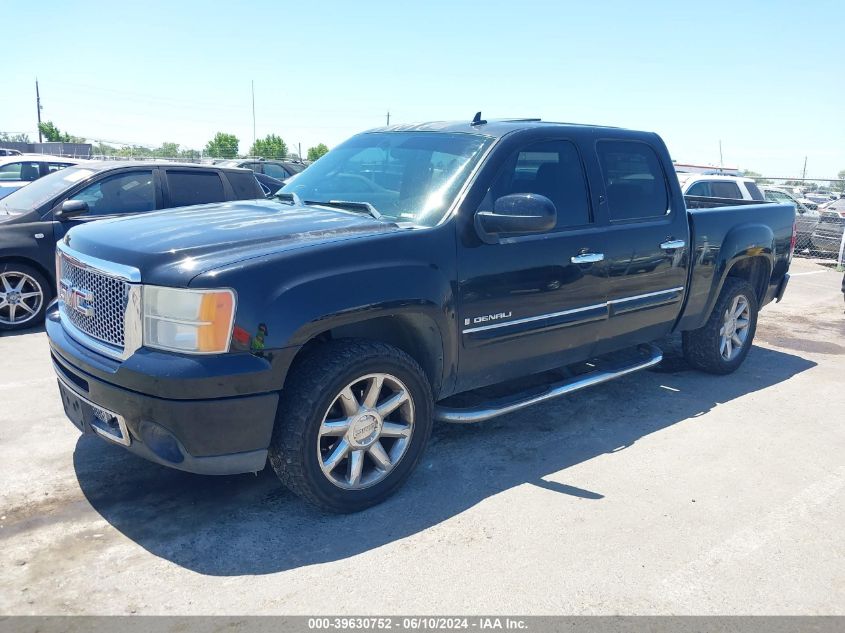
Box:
left=0, top=166, right=96, bottom=215
left=280, top=131, right=493, bottom=227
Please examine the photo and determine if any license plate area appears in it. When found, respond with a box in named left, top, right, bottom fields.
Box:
left=57, top=378, right=131, bottom=446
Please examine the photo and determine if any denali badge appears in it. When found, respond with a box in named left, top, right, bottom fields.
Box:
left=59, top=280, right=95, bottom=318
left=464, top=311, right=512, bottom=326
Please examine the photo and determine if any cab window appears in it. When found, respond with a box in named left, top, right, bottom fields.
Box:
left=480, top=140, right=591, bottom=229
left=596, top=141, right=669, bottom=221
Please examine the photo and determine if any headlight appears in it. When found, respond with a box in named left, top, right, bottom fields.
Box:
left=142, top=286, right=236, bottom=354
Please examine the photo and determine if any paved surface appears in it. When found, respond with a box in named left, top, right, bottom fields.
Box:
left=1, top=257, right=843, bottom=615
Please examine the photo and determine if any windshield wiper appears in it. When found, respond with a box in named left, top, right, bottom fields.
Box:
left=305, top=199, right=382, bottom=220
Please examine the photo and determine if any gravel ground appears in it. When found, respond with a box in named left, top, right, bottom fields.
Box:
left=0, top=257, right=843, bottom=615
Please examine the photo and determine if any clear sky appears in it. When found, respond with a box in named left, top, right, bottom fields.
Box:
left=2, top=0, right=843, bottom=177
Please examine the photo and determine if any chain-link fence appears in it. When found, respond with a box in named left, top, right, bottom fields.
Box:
left=750, top=177, right=845, bottom=268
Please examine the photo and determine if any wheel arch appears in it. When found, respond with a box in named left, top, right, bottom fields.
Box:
left=285, top=312, right=447, bottom=399
left=724, top=255, right=771, bottom=305
left=0, top=256, right=54, bottom=296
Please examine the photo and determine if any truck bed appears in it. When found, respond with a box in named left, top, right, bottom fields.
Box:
left=676, top=200, right=795, bottom=332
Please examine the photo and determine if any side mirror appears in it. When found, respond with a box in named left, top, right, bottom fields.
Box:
left=55, top=199, right=89, bottom=220
left=475, top=193, right=556, bottom=243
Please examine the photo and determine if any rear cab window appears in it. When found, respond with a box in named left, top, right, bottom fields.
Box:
left=166, top=170, right=225, bottom=207
left=596, top=140, right=669, bottom=221
left=709, top=181, right=742, bottom=199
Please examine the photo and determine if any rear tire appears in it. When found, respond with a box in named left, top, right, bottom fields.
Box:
left=683, top=277, right=758, bottom=375
left=269, top=339, right=433, bottom=513
left=0, top=263, right=50, bottom=332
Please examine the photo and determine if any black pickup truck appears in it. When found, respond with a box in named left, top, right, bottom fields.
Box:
left=46, top=118, right=794, bottom=512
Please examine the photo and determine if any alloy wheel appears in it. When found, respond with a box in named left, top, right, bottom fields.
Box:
left=719, top=294, right=751, bottom=361
left=317, top=373, right=415, bottom=490
left=0, top=271, right=44, bottom=326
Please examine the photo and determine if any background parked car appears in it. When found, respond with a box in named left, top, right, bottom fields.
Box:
left=810, top=198, right=845, bottom=258
left=0, top=148, right=23, bottom=157
left=804, top=193, right=834, bottom=207
left=254, top=172, right=285, bottom=197
left=0, top=155, right=83, bottom=200
left=216, top=157, right=307, bottom=181
left=677, top=173, right=765, bottom=201
left=760, top=186, right=819, bottom=250
left=0, top=162, right=263, bottom=331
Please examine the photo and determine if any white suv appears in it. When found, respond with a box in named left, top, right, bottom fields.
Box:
left=677, top=173, right=765, bottom=201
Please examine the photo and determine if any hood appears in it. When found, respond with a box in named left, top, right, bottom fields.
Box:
left=63, top=199, right=401, bottom=284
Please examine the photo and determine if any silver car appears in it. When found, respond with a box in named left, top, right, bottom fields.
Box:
left=0, top=155, right=83, bottom=200
left=761, top=186, right=819, bottom=251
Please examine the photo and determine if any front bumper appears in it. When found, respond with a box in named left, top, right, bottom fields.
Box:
left=47, top=306, right=284, bottom=475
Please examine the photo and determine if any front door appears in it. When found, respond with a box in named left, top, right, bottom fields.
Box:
left=455, top=137, right=610, bottom=393
left=53, top=169, right=159, bottom=242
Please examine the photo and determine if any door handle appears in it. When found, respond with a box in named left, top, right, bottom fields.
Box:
left=570, top=253, right=605, bottom=264
left=660, top=240, right=686, bottom=250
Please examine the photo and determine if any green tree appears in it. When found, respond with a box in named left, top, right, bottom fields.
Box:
left=37, top=121, right=85, bottom=143
left=157, top=142, right=180, bottom=157
left=180, top=148, right=201, bottom=161
left=92, top=142, right=118, bottom=156
left=38, top=121, right=66, bottom=142
left=307, top=143, right=329, bottom=161
left=204, top=132, right=239, bottom=158
left=740, top=169, right=771, bottom=185
left=117, top=145, right=153, bottom=158
left=0, top=132, right=29, bottom=142
left=837, top=170, right=845, bottom=193
left=250, top=134, right=287, bottom=159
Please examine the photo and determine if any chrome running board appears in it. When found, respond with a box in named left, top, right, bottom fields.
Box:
left=434, top=343, right=663, bottom=424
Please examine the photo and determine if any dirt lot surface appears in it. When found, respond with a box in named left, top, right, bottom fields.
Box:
left=1, top=257, right=843, bottom=615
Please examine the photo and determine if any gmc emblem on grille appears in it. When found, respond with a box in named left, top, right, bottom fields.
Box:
left=59, top=280, right=95, bottom=318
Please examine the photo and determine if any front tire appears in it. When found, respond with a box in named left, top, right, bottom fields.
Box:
left=269, top=339, right=433, bottom=513
left=0, top=263, right=50, bottom=332
left=683, top=277, right=758, bottom=375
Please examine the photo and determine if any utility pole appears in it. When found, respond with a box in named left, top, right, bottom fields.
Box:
left=36, top=78, right=43, bottom=142
left=298, top=142, right=302, bottom=161
left=718, top=140, right=723, bottom=169
left=386, top=111, right=390, bottom=126
left=251, top=80, right=256, bottom=153
left=802, top=156, right=808, bottom=181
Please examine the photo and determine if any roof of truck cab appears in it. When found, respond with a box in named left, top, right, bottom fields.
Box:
left=364, top=119, right=629, bottom=139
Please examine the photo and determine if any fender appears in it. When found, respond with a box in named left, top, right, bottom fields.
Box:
left=682, top=221, right=774, bottom=331
left=191, top=225, right=458, bottom=397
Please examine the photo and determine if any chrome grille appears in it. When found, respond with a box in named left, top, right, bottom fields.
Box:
left=59, top=254, right=129, bottom=349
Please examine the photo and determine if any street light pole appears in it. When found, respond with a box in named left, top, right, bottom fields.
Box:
left=36, top=78, right=43, bottom=142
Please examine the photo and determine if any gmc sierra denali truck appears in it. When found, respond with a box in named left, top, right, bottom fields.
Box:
left=47, top=117, right=795, bottom=512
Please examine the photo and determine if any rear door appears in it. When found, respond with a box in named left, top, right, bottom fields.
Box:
left=162, top=169, right=228, bottom=207
left=455, top=134, right=610, bottom=392
left=225, top=170, right=264, bottom=200
left=592, top=138, right=690, bottom=354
